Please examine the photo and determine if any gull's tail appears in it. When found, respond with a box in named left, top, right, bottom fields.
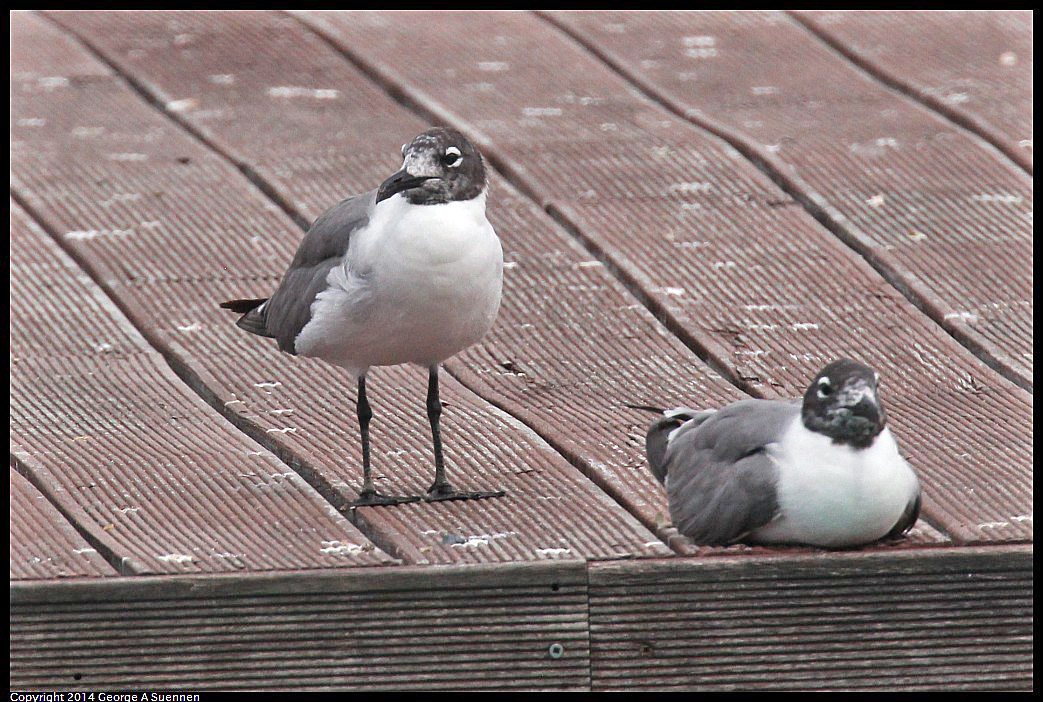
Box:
left=219, top=298, right=274, bottom=338
left=644, top=407, right=711, bottom=484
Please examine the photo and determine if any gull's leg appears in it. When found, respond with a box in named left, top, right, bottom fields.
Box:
left=425, top=364, right=506, bottom=502
left=351, top=375, right=420, bottom=507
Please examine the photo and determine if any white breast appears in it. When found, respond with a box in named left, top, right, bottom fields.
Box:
left=752, top=418, right=919, bottom=547
left=294, top=191, right=503, bottom=374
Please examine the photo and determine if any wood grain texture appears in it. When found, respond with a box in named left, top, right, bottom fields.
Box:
left=791, top=10, right=1032, bottom=171
left=11, top=561, right=591, bottom=691
left=11, top=548, right=1031, bottom=691
left=13, top=11, right=670, bottom=565
left=290, top=9, right=1031, bottom=544
left=587, top=546, right=1033, bottom=690
left=9, top=466, right=119, bottom=580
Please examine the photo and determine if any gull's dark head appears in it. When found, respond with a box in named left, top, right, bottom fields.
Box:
left=375, top=127, right=487, bottom=205
left=801, top=359, right=886, bottom=449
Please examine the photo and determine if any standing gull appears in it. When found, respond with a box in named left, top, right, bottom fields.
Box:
left=221, top=127, right=505, bottom=506
left=643, top=360, right=921, bottom=547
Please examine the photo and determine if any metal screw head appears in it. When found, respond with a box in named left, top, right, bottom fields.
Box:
left=548, top=643, right=565, bottom=659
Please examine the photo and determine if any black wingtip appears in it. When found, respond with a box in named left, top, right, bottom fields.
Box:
left=220, top=298, right=267, bottom=314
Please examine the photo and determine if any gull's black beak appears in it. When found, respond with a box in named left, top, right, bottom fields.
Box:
left=376, top=169, right=437, bottom=203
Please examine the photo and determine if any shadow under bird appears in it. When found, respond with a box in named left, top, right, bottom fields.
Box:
left=221, top=127, right=505, bottom=507
left=642, top=359, right=921, bottom=547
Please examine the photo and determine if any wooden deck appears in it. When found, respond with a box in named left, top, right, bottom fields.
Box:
left=10, top=10, right=1032, bottom=691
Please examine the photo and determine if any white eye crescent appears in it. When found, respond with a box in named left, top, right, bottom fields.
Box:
left=444, top=146, right=462, bottom=168
left=816, top=376, right=833, bottom=398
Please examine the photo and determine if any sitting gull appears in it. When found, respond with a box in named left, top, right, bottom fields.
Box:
left=643, top=359, right=921, bottom=547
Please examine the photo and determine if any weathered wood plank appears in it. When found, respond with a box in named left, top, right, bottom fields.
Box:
left=14, top=11, right=670, bottom=564
left=588, top=546, right=1033, bottom=690
left=296, top=10, right=1031, bottom=544
left=9, top=466, right=119, bottom=579
left=547, top=10, right=1033, bottom=390
left=11, top=561, right=592, bottom=691
left=10, top=198, right=391, bottom=573
left=791, top=10, right=1032, bottom=172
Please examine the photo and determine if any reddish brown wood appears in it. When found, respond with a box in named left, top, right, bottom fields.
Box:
left=290, top=10, right=1031, bottom=544
left=13, top=11, right=670, bottom=565
left=791, top=11, right=1032, bottom=172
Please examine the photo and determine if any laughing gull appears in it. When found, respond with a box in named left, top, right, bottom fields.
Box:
left=644, top=359, right=921, bottom=547
left=221, top=127, right=505, bottom=506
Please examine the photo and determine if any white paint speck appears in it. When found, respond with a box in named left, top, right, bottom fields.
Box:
left=321, top=540, right=363, bottom=555
left=166, top=98, right=199, bottom=112
left=265, top=427, right=298, bottom=434
left=477, top=61, right=509, bottom=72
left=16, top=117, right=46, bottom=127
left=106, top=153, right=149, bottom=161
left=448, top=531, right=517, bottom=548
left=176, top=322, right=202, bottom=333
left=208, top=74, right=235, bottom=85
left=535, top=547, right=572, bottom=556
left=522, top=107, right=563, bottom=117
left=267, top=86, right=339, bottom=100
left=64, top=229, right=132, bottom=241
left=99, top=193, right=144, bottom=207
left=254, top=381, right=282, bottom=388
left=971, top=193, right=1023, bottom=204
left=669, top=181, right=713, bottom=194
left=866, top=194, right=886, bottom=207
left=682, top=35, right=716, bottom=47
left=157, top=553, right=194, bottom=564
left=37, top=76, right=69, bottom=90
left=999, top=51, right=1017, bottom=66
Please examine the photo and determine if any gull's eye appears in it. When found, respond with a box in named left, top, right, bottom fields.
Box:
left=817, top=377, right=833, bottom=398
left=442, top=146, right=463, bottom=168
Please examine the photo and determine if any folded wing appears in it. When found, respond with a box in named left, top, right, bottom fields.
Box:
left=656, top=399, right=799, bottom=545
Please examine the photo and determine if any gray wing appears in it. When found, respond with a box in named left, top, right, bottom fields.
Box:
left=663, top=399, right=799, bottom=545
left=262, top=190, right=375, bottom=353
